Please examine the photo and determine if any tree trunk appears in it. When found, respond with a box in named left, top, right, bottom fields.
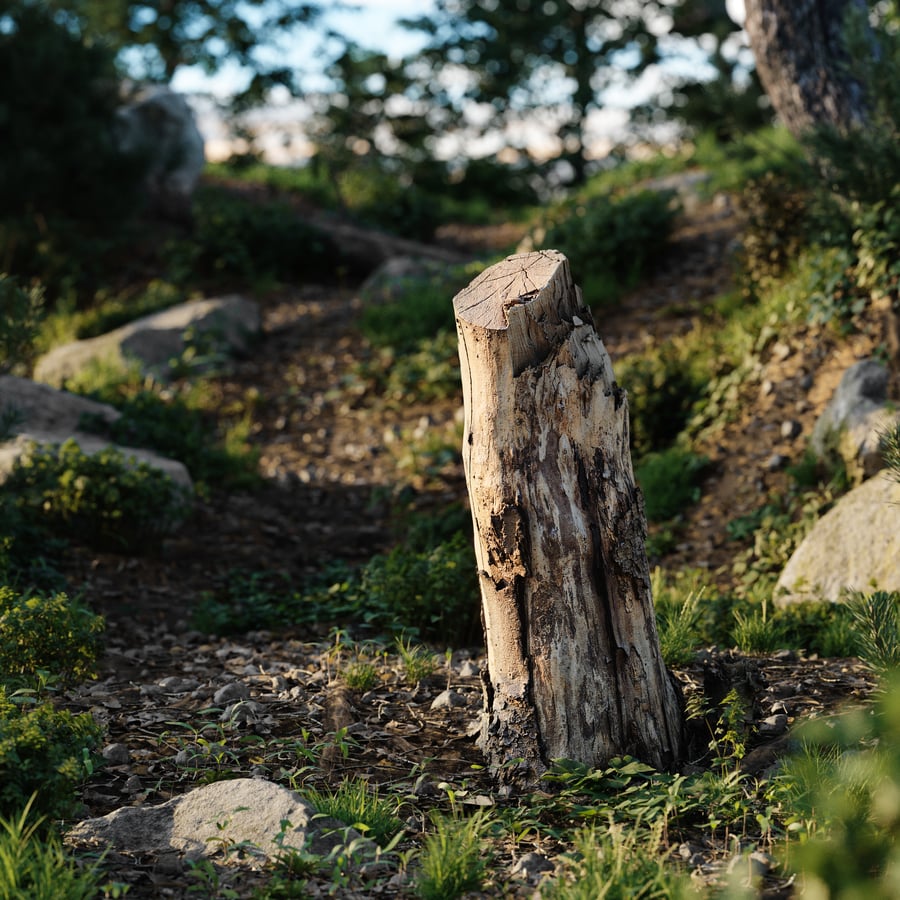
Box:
left=453, top=250, right=685, bottom=784
left=743, top=0, right=870, bottom=136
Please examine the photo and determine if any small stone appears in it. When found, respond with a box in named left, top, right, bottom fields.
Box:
left=508, top=852, right=554, bottom=883
left=770, top=701, right=789, bottom=715
left=430, top=690, right=467, bottom=710
left=174, top=749, right=192, bottom=766
left=765, top=453, right=789, bottom=471
left=213, top=682, right=251, bottom=705
left=124, top=775, right=143, bottom=793
left=780, top=420, right=802, bottom=440
left=101, top=743, right=131, bottom=766
left=158, top=675, right=200, bottom=693
left=220, top=700, right=264, bottom=723
left=759, top=714, right=789, bottom=735
left=458, top=660, right=480, bottom=678
left=760, top=380, right=775, bottom=397
left=772, top=341, right=792, bottom=362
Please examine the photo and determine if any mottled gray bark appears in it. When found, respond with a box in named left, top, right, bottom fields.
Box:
left=744, top=0, right=871, bottom=136
left=453, top=250, right=685, bottom=784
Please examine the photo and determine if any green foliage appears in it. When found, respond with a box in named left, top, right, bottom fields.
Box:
left=303, top=777, right=402, bottom=848
left=731, top=486, right=839, bottom=599
left=314, top=532, right=481, bottom=646
left=542, top=820, right=694, bottom=900
left=883, top=420, right=900, bottom=482
left=415, top=808, right=490, bottom=900
left=655, top=586, right=703, bottom=667
left=0, top=276, right=43, bottom=376
left=846, top=590, right=900, bottom=675
left=635, top=448, right=707, bottom=523
left=395, top=637, right=439, bottom=685
left=0, top=690, right=102, bottom=821
left=770, top=675, right=900, bottom=897
left=0, top=796, right=102, bottom=899
left=0, top=2, right=144, bottom=226
left=3, top=439, right=191, bottom=552
left=737, top=171, right=811, bottom=289
left=542, top=189, right=680, bottom=307
left=0, top=588, right=103, bottom=688
left=79, top=380, right=260, bottom=491
left=617, top=344, right=706, bottom=460
left=165, top=188, right=344, bottom=289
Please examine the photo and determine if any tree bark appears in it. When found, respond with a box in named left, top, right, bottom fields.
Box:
left=453, top=250, right=685, bottom=784
left=743, top=0, right=870, bottom=136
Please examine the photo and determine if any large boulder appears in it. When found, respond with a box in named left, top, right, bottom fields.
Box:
left=0, top=375, right=192, bottom=491
left=810, top=359, right=900, bottom=483
left=116, top=86, right=205, bottom=221
left=775, top=471, right=900, bottom=605
left=66, top=778, right=366, bottom=864
left=33, top=296, right=260, bottom=388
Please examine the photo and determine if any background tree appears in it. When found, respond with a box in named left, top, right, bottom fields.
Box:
left=45, top=0, right=323, bottom=106
left=742, top=0, right=872, bottom=137
left=403, top=0, right=663, bottom=186
left=652, top=0, right=770, bottom=140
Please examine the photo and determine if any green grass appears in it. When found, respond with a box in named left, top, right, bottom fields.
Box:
left=416, top=809, right=491, bottom=900
left=303, top=777, right=403, bottom=848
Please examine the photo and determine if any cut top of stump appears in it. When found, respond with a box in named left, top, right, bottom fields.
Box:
left=453, top=250, right=574, bottom=331
left=453, top=250, right=592, bottom=377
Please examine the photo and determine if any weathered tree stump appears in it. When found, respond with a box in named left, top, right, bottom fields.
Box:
left=453, top=250, right=685, bottom=783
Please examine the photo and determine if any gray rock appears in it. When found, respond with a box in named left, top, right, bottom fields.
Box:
left=430, top=689, right=467, bottom=710
left=781, top=420, right=802, bottom=440
left=0, top=375, right=192, bottom=493
left=33, top=296, right=261, bottom=388
left=759, top=714, right=789, bottom=735
left=508, top=851, right=554, bottom=883
left=66, top=778, right=367, bottom=862
left=101, top=743, right=131, bottom=766
left=775, top=472, right=900, bottom=604
left=213, top=682, right=251, bottom=705
left=116, top=86, right=205, bottom=221
left=810, top=359, right=900, bottom=482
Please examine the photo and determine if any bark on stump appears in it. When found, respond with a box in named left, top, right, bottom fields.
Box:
left=453, top=250, right=685, bottom=783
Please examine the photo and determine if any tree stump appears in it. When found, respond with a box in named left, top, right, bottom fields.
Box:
left=453, top=250, right=685, bottom=783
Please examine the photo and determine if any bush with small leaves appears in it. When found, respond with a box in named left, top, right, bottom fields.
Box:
left=542, top=188, right=680, bottom=307
left=0, top=690, right=102, bottom=821
left=4, top=439, right=191, bottom=552
left=0, top=275, right=43, bottom=376
left=0, top=588, right=103, bottom=687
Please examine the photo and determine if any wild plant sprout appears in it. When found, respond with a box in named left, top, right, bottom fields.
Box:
left=846, top=590, right=900, bottom=675
left=881, top=421, right=900, bottom=483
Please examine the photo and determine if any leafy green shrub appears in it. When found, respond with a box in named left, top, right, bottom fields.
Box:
left=0, top=690, right=102, bottom=821
left=80, top=386, right=260, bottom=491
left=616, top=344, right=706, bottom=460
left=737, top=171, right=811, bottom=289
left=0, top=797, right=102, bottom=898
left=635, top=447, right=707, bottom=523
left=4, top=439, right=190, bottom=552
left=166, top=188, right=344, bottom=288
left=0, top=276, right=43, bottom=376
left=319, top=532, right=480, bottom=646
left=771, top=674, right=900, bottom=897
left=0, top=588, right=103, bottom=687
left=0, top=3, right=146, bottom=301
left=542, top=189, right=680, bottom=307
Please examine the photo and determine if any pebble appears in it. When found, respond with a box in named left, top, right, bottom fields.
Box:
left=780, top=420, right=802, bottom=440
left=124, top=774, right=143, bottom=794
left=764, top=453, right=790, bottom=471
left=759, top=714, right=789, bottom=735
left=508, top=852, right=554, bottom=882
left=213, top=682, right=251, bottom=705
left=458, top=660, right=480, bottom=678
left=101, top=743, right=131, bottom=765
left=760, top=380, right=775, bottom=398
left=430, top=689, right=467, bottom=710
